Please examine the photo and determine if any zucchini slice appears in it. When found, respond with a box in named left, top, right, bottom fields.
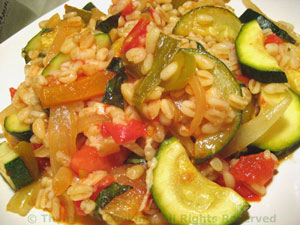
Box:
left=235, top=20, right=287, bottom=83
left=22, top=28, right=54, bottom=64
left=252, top=88, right=300, bottom=155
left=94, top=33, right=112, bottom=49
left=0, top=142, right=33, bottom=190
left=173, top=6, right=242, bottom=42
left=183, top=49, right=242, bottom=163
left=239, top=9, right=296, bottom=44
left=286, top=70, right=300, bottom=96
left=152, top=137, right=249, bottom=225
left=42, top=53, right=71, bottom=76
left=4, top=114, right=33, bottom=142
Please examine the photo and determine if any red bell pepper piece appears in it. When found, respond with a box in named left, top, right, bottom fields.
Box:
left=70, top=145, right=130, bottom=174
left=230, top=152, right=275, bottom=186
left=235, top=75, right=250, bottom=87
left=90, top=174, right=115, bottom=201
left=121, top=15, right=150, bottom=54
left=9, top=87, right=17, bottom=100
left=264, top=33, right=283, bottom=45
left=121, top=2, right=134, bottom=17
left=101, top=119, right=147, bottom=144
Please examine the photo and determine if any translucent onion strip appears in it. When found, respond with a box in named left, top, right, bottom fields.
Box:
left=48, top=104, right=78, bottom=174
left=187, top=75, right=206, bottom=136
left=221, top=91, right=292, bottom=157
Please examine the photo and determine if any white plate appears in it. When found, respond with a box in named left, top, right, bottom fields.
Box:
left=0, top=0, right=300, bottom=225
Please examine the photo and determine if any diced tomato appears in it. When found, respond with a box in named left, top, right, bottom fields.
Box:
left=230, top=152, right=275, bottom=186
left=36, top=157, right=50, bottom=172
left=264, top=33, right=283, bottom=45
left=74, top=200, right=86, bottom=216
left=32, top=143, right=42, bottom=150
left=70, top=145, right=130, bottom=174
left=90, top=174, right=115, bottom=201
left=101, top=119, right=147, bottom=144
left=121, top=2, right=134, bottom=17
left=9, top=87, right=17, bottom=100
left=235, top=75, right=250, bottom=87
left=215, top=175, right=260, bottom=202
left=121, top=15, right=150, bottom=54
left=235, top=182, right=261, bottom=201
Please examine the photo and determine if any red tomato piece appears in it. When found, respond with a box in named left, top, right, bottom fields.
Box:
left=235, top=75, right=250, bottom=87
left=121, top=2, right=134, bottom=17
left=9, top=87, right=17, bottom=100
left=36, top=157, right=50, bottom=172
left=70, top=145, right=130, bottom=174
left=264, top=33, right=283, bottom=45
left=90, top=174, right=115, bottom=201
left=74, top=200, right=86, bottom=216
left=235, top=182, right=261, bottom=202
left=230, top=152, right=275, bottom=186
left=101, top=119, right=146, bottom=144
left=121, top=15, right=150, bottom=54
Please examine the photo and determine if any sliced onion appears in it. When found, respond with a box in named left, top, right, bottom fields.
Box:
left=187, top=75, right=206, bottom=136
left=220, top=91, right=292, bottom=157
left=77, top=113, right=107, bottom=134
left=33, top=146, right=50, bottom=158
left=48, top=104, right=78, bottom=174
left=58, top=193, right=75, bottom=223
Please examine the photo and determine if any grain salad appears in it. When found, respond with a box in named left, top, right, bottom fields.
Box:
left=1, top=0, right=300, bottom=225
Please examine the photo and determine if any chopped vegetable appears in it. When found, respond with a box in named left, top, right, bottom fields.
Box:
left=286, top=70, right=300, bottom=95
left=102, top=57, right=128, bottom=109
left=40, top=71, right=114, bottom=107
left=94, top=183, right=132, bottom=220
left=160, top=49, right=196, bottom=91
left=125, top=153, right=147, bottom=164
left=239, top=8, right=296, bottom=44
left=230, top=152, right=275, bottom=186
left=0, top=142, right=33, bottom=190
left=82, top=2, right=96, bottom=11
left=53, top=166, right=74, bottom=196
left=4, top=114, right=33, bottom=142
left=101, top=119, right=146, bottom=144
left=95, top=13, right=121, bottom=33
left=121, top=2, right=134, bottom=17
left=152, top=137, right=250, bottom=225
left=121, top=15, right=150, bottom=54
left=42, top=53, right=71, bottom=76
left=13, top=142, right=40, bottom=180
left=48, top=104, right=78, bottom=173
left=132, top=34, right=180, bottom=107
left=235, top=20, right=287, bottom=83
left=264, top=33, right=283, bottom=45
left=173, top=6, right=242, bottom=42
left=9, top=88, right=17, bottom=100
left=90, top=175, right=115, bottom=201
left=6, top=181, right=40, bottom=216
left=252, top=89, right=300, bottom=155
left=70, top=145, right=129, bottom=174
left=221, top=90, right=292, bottom=157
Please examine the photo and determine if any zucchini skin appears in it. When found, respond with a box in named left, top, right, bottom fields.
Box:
left=240, top=64, right=287, bottom=83
left=239, top=9, right=296, bottom=44
left=4, top=114, right=33, bottom=142
left=5, top=157, right=33, bottom=190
